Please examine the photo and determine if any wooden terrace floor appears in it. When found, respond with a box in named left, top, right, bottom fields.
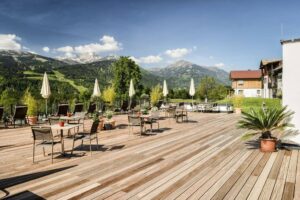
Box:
left=0, top=113, right=299, bottom=199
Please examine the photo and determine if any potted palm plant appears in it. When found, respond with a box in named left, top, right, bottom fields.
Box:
left=238, top=106, right=294, bottom=152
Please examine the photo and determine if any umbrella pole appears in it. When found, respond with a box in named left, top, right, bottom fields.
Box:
left=46, top=99, right=48, bottom=116
left=192, top=96, right=194, bottom=111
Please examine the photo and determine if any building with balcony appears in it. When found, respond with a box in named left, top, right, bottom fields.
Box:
left=259, top=59, right=282, bottom=99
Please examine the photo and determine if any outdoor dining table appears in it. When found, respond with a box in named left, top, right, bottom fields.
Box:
left=50, top=123, right=81, bottom=155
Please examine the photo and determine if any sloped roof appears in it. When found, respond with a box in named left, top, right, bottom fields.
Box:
left=230, top=70, right=262, bottom=79
left=260, top=59, right=282, bottom=68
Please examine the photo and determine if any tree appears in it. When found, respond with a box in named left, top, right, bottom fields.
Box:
left=150, top=84, right=162, bottom=106
left=196, top=76, right=227, bottom=101
left=112, top=57, right=141, bottom=101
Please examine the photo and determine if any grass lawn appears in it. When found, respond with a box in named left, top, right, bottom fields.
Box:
left=217, top=97, right=282, bottom=112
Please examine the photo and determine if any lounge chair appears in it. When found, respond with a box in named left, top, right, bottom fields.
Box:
left=121, top=100, right=129, bottom=112
left=31, top=126, right=61, bottom=163
left=57, top=104, right=69, bottom=116
left=11, top=105, right=28, bottom=128
left=0, top=107, right=3, bottom=126
left=73, top=103, right=84, bottom=114
left=87, top=103, right=96, bottom=116
left=71, top=120, right=100, bottom=155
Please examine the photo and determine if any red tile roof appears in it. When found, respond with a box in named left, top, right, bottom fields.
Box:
left=230, top=70, right=262, bottom=79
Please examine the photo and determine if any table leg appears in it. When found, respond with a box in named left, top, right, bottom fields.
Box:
left=61, top=129, right=65, bottom=154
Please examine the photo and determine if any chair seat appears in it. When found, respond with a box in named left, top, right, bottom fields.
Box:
left=37, top=140, right=61, bottom=145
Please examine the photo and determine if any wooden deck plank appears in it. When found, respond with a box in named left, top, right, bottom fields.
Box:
left=0, top=113, right=298, bottom=200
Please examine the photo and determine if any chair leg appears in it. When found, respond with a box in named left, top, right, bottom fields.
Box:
left=33, top=142, right=35, bottom=163
left=96, top=135, right=99, bottom=150
left=42, top=147, right=46, bottom=157
left=81, top=139, right=84, bottom=149
left=90, top=138, right=92, bottom=155
left=71, top=137, right=75, bottom=155
left=51, top=142, right=54, bottom=164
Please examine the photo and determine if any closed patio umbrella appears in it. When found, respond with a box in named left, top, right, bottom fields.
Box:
left=129, top=79, right=135, bottom=109
left=92, top=78, right=101, bottom=97
left=92, top=78, right=101, bottom=111
left=163, top=80, right=168, bottom=102
left=189, top=78, right=195, bottom=106
left=40, top=72, right=51, bottom=115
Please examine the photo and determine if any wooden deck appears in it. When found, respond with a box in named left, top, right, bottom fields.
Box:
left=0, top=113, right=299, bottom=199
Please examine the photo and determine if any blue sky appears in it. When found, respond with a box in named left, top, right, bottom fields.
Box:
left=1, top=0, right=300, bottom=71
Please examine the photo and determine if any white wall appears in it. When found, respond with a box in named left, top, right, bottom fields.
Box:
left=282, top=41, right=300, bottom=130
left=234, top=89, right=262, bottom=97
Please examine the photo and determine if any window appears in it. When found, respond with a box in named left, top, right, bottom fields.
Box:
left=257, top=90, right=261, bottom=95
left=238, top=80, right=244, bottom=86
left=238, top=90, right=243, bottom=95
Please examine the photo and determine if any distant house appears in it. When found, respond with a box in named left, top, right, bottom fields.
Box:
left=230, top=70, right=262, bottom=97
left=260, top=59, right=282, bottom=99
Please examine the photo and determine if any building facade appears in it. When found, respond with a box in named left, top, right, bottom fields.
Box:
left=281, top=39, right=300, bottom=130
left=260, top=59, right=282, bottom=99
left=230, top=70, right=262, bottom=97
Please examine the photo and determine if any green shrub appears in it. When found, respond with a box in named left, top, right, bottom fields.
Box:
left=102, top=86, right=116, bottom=106
left=150, top=84, right=162, bottom=106
left=23, top=89, right=38, bottom=116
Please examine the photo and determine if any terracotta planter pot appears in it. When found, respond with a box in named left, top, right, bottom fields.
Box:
left=260, top=138, right=277, bottom=152
left=58, top=121, right=65, bottom=127
left=27, top=116, right=37, bottom=125
left=235, top=108, right=242, bottom=114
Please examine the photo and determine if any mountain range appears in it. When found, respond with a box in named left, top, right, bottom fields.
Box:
left=0, top=50, right=230, bottom=94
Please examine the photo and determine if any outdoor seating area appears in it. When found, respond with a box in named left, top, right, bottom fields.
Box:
left=0, top=112, right=299, bottom=199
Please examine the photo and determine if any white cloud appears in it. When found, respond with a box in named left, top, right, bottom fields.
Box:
left=55, top=35, right=121, bottom=63
left=42, top=46, right=50, bottom=53
left=214, top=62, right=225, bottom=67
left=130, top=55, right=162, bottom=64
left=165, top=48, right=191, bottom=58
left=74, top=35, right=121, bottom=55
left=0, top=34, right=22, bottom=50
left=56, top=46, right=74, bottom=53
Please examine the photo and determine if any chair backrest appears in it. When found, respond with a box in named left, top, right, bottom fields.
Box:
left=87, top=103, right=96, bottom=114
left=32, top=126, right=53, bottom=141
left=74, top=112, right=86, bottom=119
left=13, top=106, right=28, bottom=119
left=150, top=110, right=160, bottom=119
left=128, top=115, right=142, bottom=126
left=48, top=117, right=60, bottom=125
left=0, top=107, right=3, bottom=120
left=73, top=103, right=84, bottom=113
left=167, top=107, right=176, bottom=117
left=90, top=120, right=100, bottom=134
left=57, top=104, right=69, bottom=116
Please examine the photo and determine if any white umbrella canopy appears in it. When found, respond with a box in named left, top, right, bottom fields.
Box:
left=40, top=72, right=51, bottom=114
left=163, top=80, right=168, bottom=97
left=189, top=78, right=195, bottom=96
left=129, top=79, right=135, bottom=97
left=189, top=78, right=195, bottom=106
left=129, top=79, right=135, bottom=109
left=92, top=78, right=101, bottom=97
